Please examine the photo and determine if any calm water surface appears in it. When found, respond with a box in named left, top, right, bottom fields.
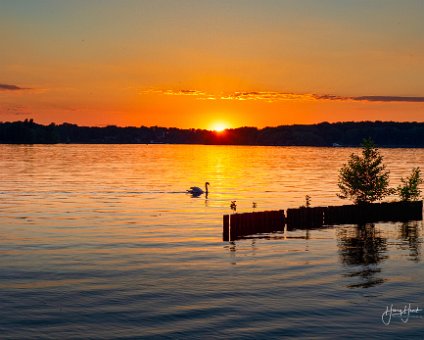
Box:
left=1, top=145, right=423, bottom=338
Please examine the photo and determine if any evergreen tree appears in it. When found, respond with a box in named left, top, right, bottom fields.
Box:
left=338, top=138, right=393, bottom=204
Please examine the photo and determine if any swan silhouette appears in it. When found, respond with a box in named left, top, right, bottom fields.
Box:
left=187, top=182, right=210, bottom=197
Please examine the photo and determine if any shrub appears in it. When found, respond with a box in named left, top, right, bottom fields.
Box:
left=397, top=167, right=423, bottom=201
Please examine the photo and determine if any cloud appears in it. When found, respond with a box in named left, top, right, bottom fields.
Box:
left=140, top=88, right=424, bottom=103
left=0, top=105, right=33, bottom=116
left=218, top=91, right=315, bottom=102
left=0, top=83, right=31, bottom=91
left=313, top=94, right=348, bottom=101
left=140, top=88, right=206, bottom=97
left=313, top=94, right=424, bottom=103
left=140, top=88, right=315, bottom=102
left=351, top=96, right=424, bottom=103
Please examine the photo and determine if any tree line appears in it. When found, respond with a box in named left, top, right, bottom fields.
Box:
left=2, top=119, right=424, bottom=146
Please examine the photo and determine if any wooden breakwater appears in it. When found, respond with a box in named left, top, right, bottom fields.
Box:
left=286, top=207, right=326, bottom=228
left=223, top=201, right=423, bottom=240
left=324, top=201, right=423, bottom=226
left=287, top=201, right=423, bottom=229
left=223, top=210, right=285, bottom=241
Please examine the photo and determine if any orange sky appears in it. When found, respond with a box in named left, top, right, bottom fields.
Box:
left=1, top=1, right=424, bottom=129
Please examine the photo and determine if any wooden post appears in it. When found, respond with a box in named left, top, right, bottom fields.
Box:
left=223, top=215, right=229, bottom=241
left=230, top=214, right=237, bottom=240
left=280, top=210, right=286, bottom=227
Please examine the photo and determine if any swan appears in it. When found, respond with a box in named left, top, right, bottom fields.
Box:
left=187, top=182, right=210, bottom=196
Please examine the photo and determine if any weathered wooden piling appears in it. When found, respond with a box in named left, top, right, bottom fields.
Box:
left=286, top=206, right=326, bottom=229
left=381, top=201, right=423, bottom=222
left=223, top=215, right=230, bottom=241
left=324, top=201, right=423, bottom=225
left=223, top=210, right=285, bottom=240
left=222, top=201, right=423, bottom=241
left=325, top=205, right=357, bottom=225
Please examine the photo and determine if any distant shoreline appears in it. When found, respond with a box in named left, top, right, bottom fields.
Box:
left=2, top=119, right=424, bottom=147
left=3, top=143, right=424, bottom=149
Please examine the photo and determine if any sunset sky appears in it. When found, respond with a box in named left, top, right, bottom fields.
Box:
left=1, top=0, right=424, bottom=129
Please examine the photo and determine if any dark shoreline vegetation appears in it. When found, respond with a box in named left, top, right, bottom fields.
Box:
left=2, top=119, right=424, bottom=146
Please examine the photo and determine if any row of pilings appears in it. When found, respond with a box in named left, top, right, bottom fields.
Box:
left=223, top=210, right=285, bottom=241
left=223, top=201, right=423, bottom=241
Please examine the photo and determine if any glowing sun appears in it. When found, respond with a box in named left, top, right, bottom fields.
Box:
left=210, top=122, right=228, bottom=132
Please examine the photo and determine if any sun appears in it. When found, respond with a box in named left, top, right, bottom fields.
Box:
left=210, top=122, right=228, bottom=132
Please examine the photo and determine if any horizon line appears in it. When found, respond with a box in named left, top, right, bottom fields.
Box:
left=3, top=118, right=424, bottom=131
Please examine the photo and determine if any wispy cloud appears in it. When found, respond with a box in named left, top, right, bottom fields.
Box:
left=141, top=88, right=424, bottom=103
left=140, top=88, right=313, bottom=102
left=219, top=91, right=313, bottom=102
left=312, top=94, right=424, bottom=102
left=140, top=88, right=207, bottom=97
left=351, top=96, right=424, bottom=103
left=0, top=83, right=31, bottom=91
left=0, top=105, right=33, bottom=117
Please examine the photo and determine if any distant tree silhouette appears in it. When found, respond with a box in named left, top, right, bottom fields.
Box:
left=2, top=120, right=424, bottom=146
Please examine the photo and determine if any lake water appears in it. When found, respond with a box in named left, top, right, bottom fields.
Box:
left=1, top=144, right=423, bottom=339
